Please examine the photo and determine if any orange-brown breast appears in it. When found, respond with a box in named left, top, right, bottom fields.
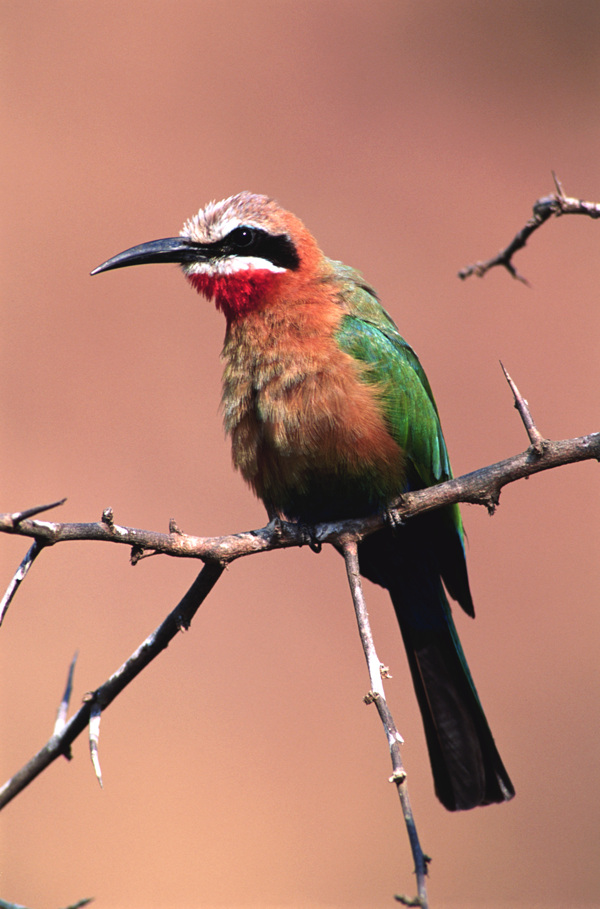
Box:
left=221, top=278, right=407, bottom=521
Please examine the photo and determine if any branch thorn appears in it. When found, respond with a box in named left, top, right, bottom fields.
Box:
left=130, top=545, right=145, bottom=565
left=500, top=362, right=546, bottom=454
left=389, top=769, right=407, bottom=784
left=0, top=540, right=45, bottom=628
left=551, top=170, right=565, bottom=200
left=54, top=651, right=79, bottom=749
left=169, top=518, right=183, bottom=535
left=88, top=702, right=103, bottom=788
left=394, top=894, right=425, bottom=907
left=10, top=498, right=67, bottom=524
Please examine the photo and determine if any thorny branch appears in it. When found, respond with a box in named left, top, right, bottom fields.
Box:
left=0, top=433, right=598, bottom=567
left=342, top=540, right=429, bottom=908
left=458, top=174, right=600, bottom=283
left=1, top=367, right=598, bottom=905
left=0, top=562, right=224, bottom=810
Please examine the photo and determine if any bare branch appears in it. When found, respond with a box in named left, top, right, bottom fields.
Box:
left=342, top=541, right=429, bottom=909
left=1, top=432, right=597, bottom=565
left=458, top=176, right=600, bottom=282
left=0, top=562, right=224, bottom=810
left=0, top=375, right=597, bottom=822
left=0, top=499, right=67, bottom=626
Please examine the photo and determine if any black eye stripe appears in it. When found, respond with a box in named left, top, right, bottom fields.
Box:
left=219, top=226, right=300, bottom=271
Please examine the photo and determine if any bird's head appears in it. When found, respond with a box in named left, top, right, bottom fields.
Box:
left=92, top=192, right=323, bottom=321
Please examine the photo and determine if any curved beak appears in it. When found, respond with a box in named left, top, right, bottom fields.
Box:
left=91, top=237, right=209, bottom=275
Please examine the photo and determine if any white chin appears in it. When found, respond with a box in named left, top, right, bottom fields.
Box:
left=183, top=257, right=286, bottom=277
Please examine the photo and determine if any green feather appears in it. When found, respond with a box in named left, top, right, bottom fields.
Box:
left=330, top=262, right=464, bottom=539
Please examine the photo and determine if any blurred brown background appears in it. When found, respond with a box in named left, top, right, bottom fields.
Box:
left=1, top=2, right=599, bottom=907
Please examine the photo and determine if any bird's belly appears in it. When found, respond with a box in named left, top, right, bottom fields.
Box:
left=225, top=363, right=407, bottom=523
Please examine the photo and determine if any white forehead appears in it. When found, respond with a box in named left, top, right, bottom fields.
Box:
left=180, top=192, right=274, bottom=244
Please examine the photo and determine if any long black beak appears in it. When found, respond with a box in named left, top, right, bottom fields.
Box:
left=91, top=237, right=209, bottom=275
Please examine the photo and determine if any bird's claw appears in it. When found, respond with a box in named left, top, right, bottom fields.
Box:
left=384, top=503, right=405, bottom=529
left=266, top=514, right=284, bottom=538
left=298, top=523, right=322, bottom=553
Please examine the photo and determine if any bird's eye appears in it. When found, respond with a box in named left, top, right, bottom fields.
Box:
left=229, top=227, right=256, bottom=250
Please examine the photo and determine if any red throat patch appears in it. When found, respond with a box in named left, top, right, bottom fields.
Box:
left=187, top=270, right=281, bottom=322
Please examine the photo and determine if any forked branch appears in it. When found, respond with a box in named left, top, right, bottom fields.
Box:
left=1, top=370, right=598, bottom=904
left=0, top=433, right=597, bottom=566
left=459, top=174, right=600, bottom=283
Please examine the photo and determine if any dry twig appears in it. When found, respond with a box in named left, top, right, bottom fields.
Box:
left=342, top=540, right=429, bottom=908
left=1, top=370, right=598, bottom=905
left=0, top=432, right=597, bottom=562
left=458, top=174, right=600, bottom=283
left=0, top=562, right=224, bottom=810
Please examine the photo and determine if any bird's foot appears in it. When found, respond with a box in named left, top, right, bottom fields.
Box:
left=384, top=500, right=405, bottom=530
left=266, top=513, right=283, bottom=534
left=298, top=522, right=322, bottom=553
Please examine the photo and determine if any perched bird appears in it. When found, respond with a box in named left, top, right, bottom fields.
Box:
left=92, top=192, right=514, bottom=811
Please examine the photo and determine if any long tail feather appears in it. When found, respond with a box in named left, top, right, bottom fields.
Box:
left=358, top=519, right=514, bottom=811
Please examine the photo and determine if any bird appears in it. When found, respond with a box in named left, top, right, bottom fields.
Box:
left=92, top=191, right=514, bottom=811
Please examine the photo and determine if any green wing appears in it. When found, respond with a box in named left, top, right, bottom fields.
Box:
left=332, top=262, right=452, bottom=491
left=331, top=261, right=469, bottom=608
